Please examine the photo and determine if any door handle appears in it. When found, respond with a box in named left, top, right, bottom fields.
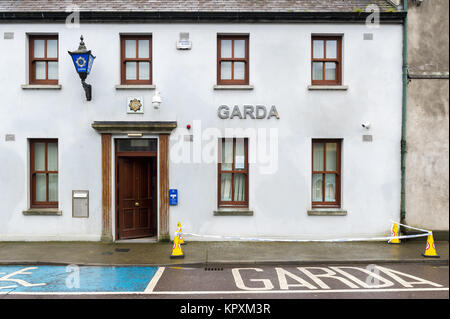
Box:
left=135, top=202, right=140, bottom=207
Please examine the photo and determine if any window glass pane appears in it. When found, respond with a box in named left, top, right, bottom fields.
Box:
left=221, top=139, right=233, bottom=171
left=221, top=173, right=232, bottom=201
left=234, top=40, right=245, bottom=58
left=313, top=40, right=324, bottom=59
left=220, top=62, right=232, bottom=80
left=117, top=139, right=157, bottom=152
left=234, top=174, right=245, bottom=201
left=312, top=62, right=323, bottom=81
left=220, top=40, right=232, bottom=58
left=34, top=39, right=45, bottom=58
left=138, top=40, right=149, bottom=58
left=138, top=62, right=150, bottom=80
left=48, top=173, right=58, bottom=202
left=234, top=62, right=245, bottom=80
left=125, top=40, right=136, bottom=58
left=35, top=173, right=47, bottom=201
left=126, top=62, right=137, bottom=80
left=325, top=62, right=336, bottom=80
left=313, top=142, right=324, bottom=171
left=47, top=40, right=58, bottom=58
left=47, top=62, right=58, bottom=80
left=312, top=174, right=323, bottom=202
left=325, top=174, right=336, bottom=202
left=326, top=40, right=337, bottom=59
left=35, top=62, right=46, bottom=80
left=47, top=143, right=58, bottom=171
left=34, top=143, right=46, bottom=171
left=326, top=143, right=337, bottom=171
left=235, top=139, right=245, bottom=170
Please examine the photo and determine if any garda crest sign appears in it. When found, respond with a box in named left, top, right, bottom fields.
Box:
left=127, top=97, right=144, bottom=113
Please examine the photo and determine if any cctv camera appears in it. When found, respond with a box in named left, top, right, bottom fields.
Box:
left=362, top=122, right=371, bottom=129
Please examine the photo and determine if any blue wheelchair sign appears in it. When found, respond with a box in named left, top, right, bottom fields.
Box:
left=169, top=189, right=178, bottom=206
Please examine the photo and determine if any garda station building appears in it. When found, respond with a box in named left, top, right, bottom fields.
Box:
left=0, top=1, right=406, bottom=242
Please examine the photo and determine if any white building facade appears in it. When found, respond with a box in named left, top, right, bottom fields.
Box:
left=0, top=1, right=405, bottom=242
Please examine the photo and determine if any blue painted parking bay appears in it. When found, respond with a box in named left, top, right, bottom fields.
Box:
left=0, top=265, right=158, bottom=293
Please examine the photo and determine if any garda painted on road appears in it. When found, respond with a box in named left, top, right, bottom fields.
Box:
left=0, top=265, right=158, bottom=293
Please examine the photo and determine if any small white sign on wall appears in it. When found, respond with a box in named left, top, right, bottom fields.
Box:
left=127, top=97, right=144, bottom=114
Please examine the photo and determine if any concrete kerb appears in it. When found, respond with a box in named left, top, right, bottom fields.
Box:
left=0, top=259, right=448, bottom=267
left=0, top=240, right=448, bottom=267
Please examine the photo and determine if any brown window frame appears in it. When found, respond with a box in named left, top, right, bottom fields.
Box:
left=218, top=138, right=249, bottom=208
left=311, top=36, right=342, bottom=86
left=217, top=35, right=249, bottom=85
left=30, top=139, right=58, bottom=208
left=120, top=35, right=153, bottom=85
left=311, top=139, right=341, bottom=208
left=29, top=35, right=59, bottom=85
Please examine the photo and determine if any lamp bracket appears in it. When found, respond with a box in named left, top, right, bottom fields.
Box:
left=81, top=80, right=92, bottom=101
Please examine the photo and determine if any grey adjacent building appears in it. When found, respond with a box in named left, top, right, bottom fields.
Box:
left=404, top=0, right=449, bottom=237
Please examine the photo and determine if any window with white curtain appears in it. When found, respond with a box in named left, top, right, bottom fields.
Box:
left=218, top=138, right=248, bottom=207
left=29, top=35, right=58, bottom=84
left=30, top=139, right=58, bottom=208
left=312, top=139, right=341, bottom=208
left=121, top=35, right=152, bottom=84
left=217, top=35, right=249, bottom=85
left=311, top=36, right=342, bottom=85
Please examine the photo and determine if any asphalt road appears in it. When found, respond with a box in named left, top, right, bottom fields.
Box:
left=1, top=262, right=448, bottom=300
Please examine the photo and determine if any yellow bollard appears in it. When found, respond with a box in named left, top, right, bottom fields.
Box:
left=170, top=235, right=184, bottom=259
left=388, top=222, right=401, bottom=244
left=422, top=233, right=440, bottom=258
left=177, top=222, right=185, bottom=245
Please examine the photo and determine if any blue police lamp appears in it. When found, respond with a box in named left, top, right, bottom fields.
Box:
left=68, top=35, right=95, bottom=101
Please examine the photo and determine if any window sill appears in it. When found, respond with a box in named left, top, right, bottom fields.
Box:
left=307, top=85, right=348, bottom=91
left=115, top=84, right=156, bottom=90
left=213, top=85, right=254, bottom=90
left=214, top=208, right=253, bottom=216
left=23, top=208, right=62, bottom=216
left=307, top=209, right=347, bottom=216
left=21, top=84, right=62, bottom=90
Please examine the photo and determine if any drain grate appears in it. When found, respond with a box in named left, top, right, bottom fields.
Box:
left=204, top=267, right=224, bottom=271
left=115, top=248, right=130, bottom=253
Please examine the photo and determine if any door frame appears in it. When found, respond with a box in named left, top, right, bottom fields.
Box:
left=114, top=138, right=158, bottom=241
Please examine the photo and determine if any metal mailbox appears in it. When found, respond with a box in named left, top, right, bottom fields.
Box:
left=72, top=190, right=89, bottom=218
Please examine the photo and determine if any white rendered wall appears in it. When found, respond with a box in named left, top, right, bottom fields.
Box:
left=0, top=23, right=403, bottom=241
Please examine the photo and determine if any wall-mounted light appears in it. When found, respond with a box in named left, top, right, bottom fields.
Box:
left=68, top=35, right=95, bottom=101
left=362, top=122, right=371, bottom=130
left=152, top=90, right=162, bottom=109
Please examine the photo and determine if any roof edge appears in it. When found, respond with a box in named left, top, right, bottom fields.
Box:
left=0, top=11, right=406, bottom=23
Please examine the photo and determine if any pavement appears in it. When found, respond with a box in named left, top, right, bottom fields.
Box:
left=0, top=240, right=448, bottom=267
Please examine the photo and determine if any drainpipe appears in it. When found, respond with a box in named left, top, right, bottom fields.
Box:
left=400, top=0, right=408, bottom=222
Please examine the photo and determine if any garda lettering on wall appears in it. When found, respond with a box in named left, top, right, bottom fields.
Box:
left=218, top=105, right=280, bottom=120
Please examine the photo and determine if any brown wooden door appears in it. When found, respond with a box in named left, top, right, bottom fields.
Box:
left=118, top=157, right=153, bottom=239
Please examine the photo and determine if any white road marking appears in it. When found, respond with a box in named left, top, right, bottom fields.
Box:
left=0, top=267, right=46, bottom=288
left=0, top=285, right=17, bottom=290
left=297, top=267, right=359, bottom=289
left=140, top=287, right=450, bottom=295
left=144, top=267, right=165, bottom=293
left=232, top=268, right=274, bottom=291
left=1, top=287, right=448, bottom=295
left=375, top=265, right=444, bottom=288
